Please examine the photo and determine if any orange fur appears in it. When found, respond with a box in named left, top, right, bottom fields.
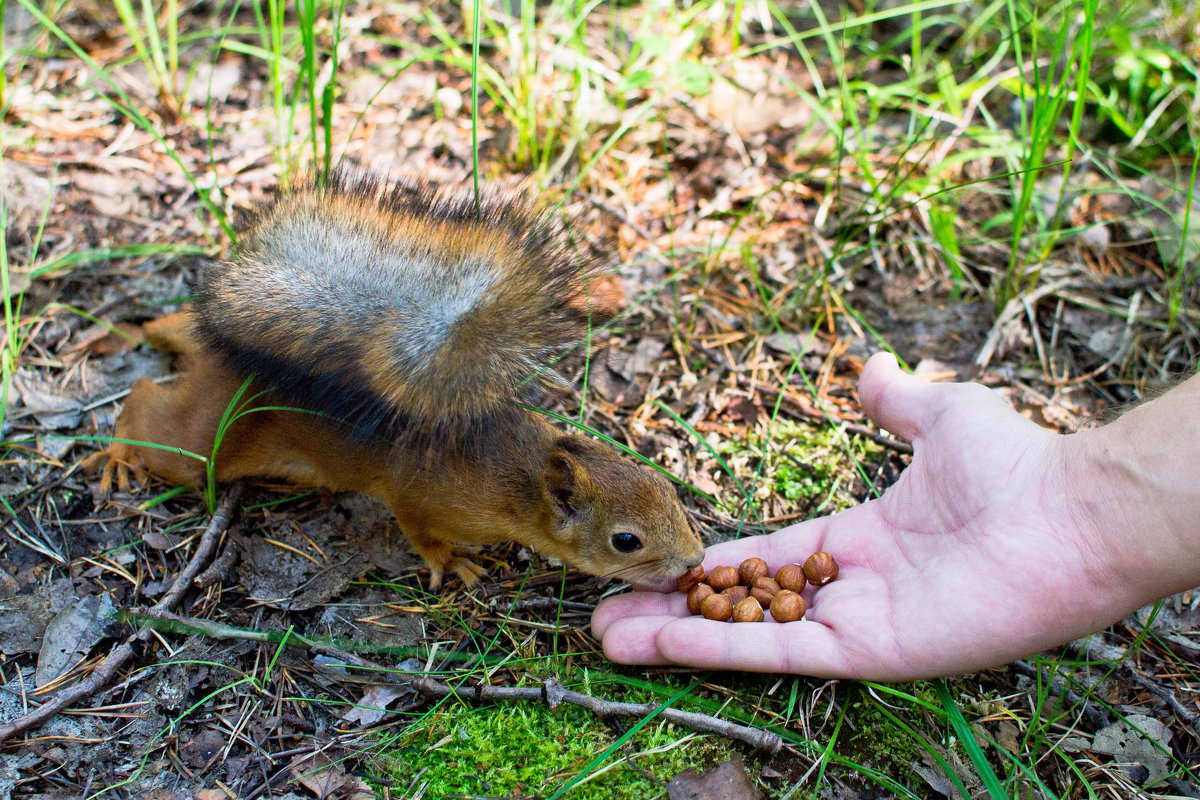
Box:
left=84, top=311, right=703, bottom=588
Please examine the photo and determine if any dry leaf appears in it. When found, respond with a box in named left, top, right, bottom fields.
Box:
left=340, top=684, right=411, bottom=728
left=668, top=752, right=765, bottom=800
left=36, top=593, right=115, bottom=688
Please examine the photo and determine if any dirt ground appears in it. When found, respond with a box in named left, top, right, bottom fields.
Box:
left=2, top=2, right=1199, bottom=798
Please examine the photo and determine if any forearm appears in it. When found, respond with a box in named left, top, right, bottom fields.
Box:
left=1066, top=370, right=1200, bottom=607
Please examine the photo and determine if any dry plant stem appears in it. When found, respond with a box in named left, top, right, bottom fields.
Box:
left=0, top=481, right=245, bottom=745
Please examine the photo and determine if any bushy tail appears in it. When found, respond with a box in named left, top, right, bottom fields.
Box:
left=195, top=169, right=606, bottom=439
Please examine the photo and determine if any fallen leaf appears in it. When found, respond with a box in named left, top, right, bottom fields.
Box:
left=36, top=593, right=116, bottom=688
left=1091, top=714, right=1172, bottom=785
left=340, top=683, right=411, bottom=728
left=10, top=372, right=83, bottom=430
left=62, top=322, right=144, bottom=358
left=289, top=751, right=373, bottom=798
left=628, top=338, right=666, bottom=378
left=668, top=752, right=765, bottom=800
left=181, top=728, right=227, bottom=771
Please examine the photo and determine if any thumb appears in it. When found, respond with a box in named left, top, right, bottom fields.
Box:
left=857, top=352, right=939, bottom=442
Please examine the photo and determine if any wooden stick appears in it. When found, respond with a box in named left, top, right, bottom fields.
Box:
left=411, top=675, right=784, bottom=753
left=316, top=645, right=782, bottom=752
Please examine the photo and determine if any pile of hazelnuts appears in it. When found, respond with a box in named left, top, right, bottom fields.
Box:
left=674, top=552, right=839, bottom=623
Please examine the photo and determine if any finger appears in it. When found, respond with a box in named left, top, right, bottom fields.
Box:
left=592, top=591, right=688, bottom=639
left=600, top=616, right=681, bottom=665
left=857, top=352, right=939, bottom=442
left=655, top=616, right=853, bottom=677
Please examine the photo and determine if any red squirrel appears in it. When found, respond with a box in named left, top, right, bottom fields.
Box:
left=85, top=171, right=705, bottom=588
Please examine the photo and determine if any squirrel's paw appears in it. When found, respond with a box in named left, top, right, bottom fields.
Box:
left=450, top=557, right=487, bottom=587
left=428, top=556, right=487, bottom=590
left=80, top=444, right=149, bottom=496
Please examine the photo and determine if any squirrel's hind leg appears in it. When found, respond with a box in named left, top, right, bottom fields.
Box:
left=141, top=310, right=204, bottom=356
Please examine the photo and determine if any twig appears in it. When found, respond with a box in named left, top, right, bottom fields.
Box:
left=196, top=537, right=240, bottom=588
left=1080, top=633, right=1200, bottom=737
left=313, top=645, right=782, bottom=752
left=410, top=676, right=783, bottom=753
left=0, top=481, right=244, bottom=745
left=510, top=597, right=595, bottom=614
left=1010, top=660, right=1112, bottom=731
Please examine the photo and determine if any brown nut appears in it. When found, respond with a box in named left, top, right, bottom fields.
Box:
left=752, top=576, right=780, bottom=596
left=774, top=563, right=807, bottom=593
left=676, top=565, right=706, bottom=593
left=687, top=583, right=714, bottom=615
left=804, top=552, right=839, bottom=586
left=750, top=588, right=776, bottom=606
left=770, top=590, right=805, bottom=622
left=722, top=585, right=750, bottom=605
left=700, top=592, right=733, bottom=621
left=738, top=557, right=769, bottom=586
left=706, top=565, right=739, bottom=592
left=750, top=577, right=779, bottom=606
left=732, top=596, right=764, bottom=623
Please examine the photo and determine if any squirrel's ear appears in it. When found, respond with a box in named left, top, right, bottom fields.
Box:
left=543, top=442, right=596, bottom=520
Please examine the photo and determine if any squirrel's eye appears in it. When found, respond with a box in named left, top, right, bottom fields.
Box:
left=611, top=532, right=643, bottom=553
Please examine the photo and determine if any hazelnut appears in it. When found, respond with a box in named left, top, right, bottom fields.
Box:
left=722, top=585, right=750, bottom=605
left=706, top=565, right=739, bottom=592
left=750, top=577, right=779, bottom=606
left=676, top=565, right=706, bottom=593
left=700, top=592, right=733, bottom=621
left=750, top=588, right=775, bottom=606
left=752, top=576, right=780, bottom=596
left=686, top=583, right=714, bottom=615
left=738, top=557, right=769, bottom=586
left=774, top=563, right=806, bottom=593
left=803, top=552, right=839, bottom=586
left=732, top=596, right=764, bottom=623
left=769, top=590, right=805, bottom=622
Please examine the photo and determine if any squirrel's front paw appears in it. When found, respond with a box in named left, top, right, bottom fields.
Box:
left=427, top=556, right=487, bottom=590
left=80, top=444, right=149, bottom=496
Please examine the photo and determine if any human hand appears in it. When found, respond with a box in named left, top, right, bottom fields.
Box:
left=593, top=352, right=1148, bottom=680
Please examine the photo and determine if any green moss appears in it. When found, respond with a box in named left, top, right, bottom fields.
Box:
left=839, top=683, right=939, bottom=779
left=719, top=420, right=876, bottom=514
left=375, top=697, right=731, bottom=798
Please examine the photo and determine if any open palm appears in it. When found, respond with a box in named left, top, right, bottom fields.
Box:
left=592, top=354, right=1138, bottom=680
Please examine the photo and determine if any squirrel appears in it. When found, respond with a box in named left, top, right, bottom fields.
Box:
left=83, top=170, right=705, bottom=589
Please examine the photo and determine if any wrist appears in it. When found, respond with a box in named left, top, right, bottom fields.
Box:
left=1059, top=410, right=1200, bottom=612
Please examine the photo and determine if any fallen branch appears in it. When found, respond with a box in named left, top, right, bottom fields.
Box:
left=410, top=675, right=784, bottom=753
left=312, top=649, right=781, bottom=753
left=0, top=481, right=245, bottom=745
left=1080, top=633, right=1200, bottom=737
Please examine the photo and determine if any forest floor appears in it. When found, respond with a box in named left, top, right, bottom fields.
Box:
left=1, top=0, right=1199, bottom=798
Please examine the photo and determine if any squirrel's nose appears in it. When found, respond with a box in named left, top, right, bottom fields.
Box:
left=684, top=551, right=704, bottom=569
